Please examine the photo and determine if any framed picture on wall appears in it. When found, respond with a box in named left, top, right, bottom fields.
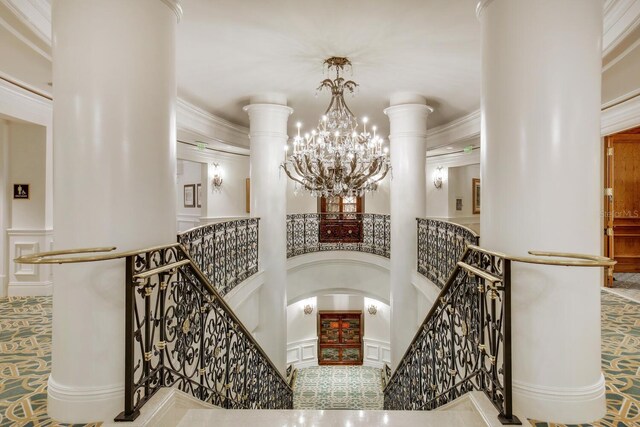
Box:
left=196, top=183, right=202, bottom=208
left=472, top=178, right=481, bottom=214
left=184, top=184, right=196, bottom=208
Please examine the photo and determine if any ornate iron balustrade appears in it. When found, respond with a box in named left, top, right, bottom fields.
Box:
left=384, top=246, right=520, bottom=425
left=178, top=219, right=259, bottom=296
left=116, top=243, right=292, bottom=421
left=287, top=213, right=390, bottom=258
left=417, top=218, right=480, bottom=288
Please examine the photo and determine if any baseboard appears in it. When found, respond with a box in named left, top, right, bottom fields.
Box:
left=47, top=375, right=123, bottom=424
left=512, top=374, right=606, bottom=424
left=8, top=280, right=52, bottom=296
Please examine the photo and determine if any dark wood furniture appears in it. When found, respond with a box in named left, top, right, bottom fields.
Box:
left=318, top=311, right=363, bottom=365
left=318, top=196, right=364, bottom=243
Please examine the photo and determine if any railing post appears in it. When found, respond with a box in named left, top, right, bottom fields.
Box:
left=114, top=256, right=138, bottom=421
left=499, top=259, right=520, bottom=425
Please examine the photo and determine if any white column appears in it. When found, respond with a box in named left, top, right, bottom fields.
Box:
left=479, top=0, right=604, bottom=423
left=50, top=0, right=180, bottom=422
left=385, top=93, right=433, bottom=367
left=243, top=95, right=292, bottom=373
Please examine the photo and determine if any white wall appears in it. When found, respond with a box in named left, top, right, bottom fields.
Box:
left=2, top=120, right=52, bottom=296
left=176, top=159, right=202, bottom=232
left=603, top=39, right=640, bottom=106
left=447, top=163, right=480, bottom=219
left=285, top=175, right=390, bottom=215
left=205, top=155, right=250, bottom=219
left=286, top=297, right=318, bottom=368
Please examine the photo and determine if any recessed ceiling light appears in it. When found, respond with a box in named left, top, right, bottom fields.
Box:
left=446, top=146, right=453, bottom=150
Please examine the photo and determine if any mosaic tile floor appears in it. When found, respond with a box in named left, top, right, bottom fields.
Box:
left=0, top=296, right=100, bottom=427
left=1, top=293, right=638, bottom=425
left=293, top=366, right=384, bottom=410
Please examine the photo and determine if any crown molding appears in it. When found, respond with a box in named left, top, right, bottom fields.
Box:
left=177, top=98, right=250, bottom=149
left=0, top=0, right=50, bottom=44
left=601, top=93, right=640, bottom=135
left=603, top=0, right=640, bottom=56
left=426, top=109, right=480, bottom=149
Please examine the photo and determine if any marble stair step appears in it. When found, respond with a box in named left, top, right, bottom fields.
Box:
left=177, top=408, right=488, bottom=427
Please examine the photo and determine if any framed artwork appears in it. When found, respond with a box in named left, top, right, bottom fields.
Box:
left=184, top=184, right=196, bottom=208
left=472, top=178, right=481, bottom=214
left=196, top=183, right=202, bottom=208
left=245, top=178, right=250, bottom=213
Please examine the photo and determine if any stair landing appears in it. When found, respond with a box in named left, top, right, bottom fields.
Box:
left=177, top=408, right=487, bottom=427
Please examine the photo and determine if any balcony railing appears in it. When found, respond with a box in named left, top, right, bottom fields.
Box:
left=178, top=219, right=259, bottom=296
left=287, top=213, right=390, bottom=258
left=417, top=218, right=480, bottom=288
left=385, top=245, right=520, bottom=424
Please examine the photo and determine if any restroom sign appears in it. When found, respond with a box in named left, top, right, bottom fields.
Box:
left=13, top=184, right=29, bottom=199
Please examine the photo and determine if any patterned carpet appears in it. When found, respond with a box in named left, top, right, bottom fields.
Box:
left=608, top=273, right=640, bottom=304
left=0, top=293, right=637, bottom=425
left=0, top=296, right=100, bottom=427
left=530, top=292, right=640, bottom=427
left=293, top=366, right=384, bottom=410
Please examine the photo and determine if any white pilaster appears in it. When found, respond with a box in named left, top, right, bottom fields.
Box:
left=50, top=0, right=179, bottom=422
left=479, top=0, right=604, bottom=423
left=243, top=96, right=292, bottom=373
left=385, top=93, right=433, bottom=367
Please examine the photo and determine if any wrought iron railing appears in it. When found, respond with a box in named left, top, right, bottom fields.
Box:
left=178, top=219, right=259, bottom=296
left=417, top=218, right=480, bottom=288
left=384, top=245, right=520, bottom=424
left=116, top=243, right=292, bottom=420
left=286, top=213, right=390, bottom=258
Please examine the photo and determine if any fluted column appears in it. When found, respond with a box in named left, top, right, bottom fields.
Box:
left=50, top=0, right=180, bottom=422
left=244, top=95, right=292, bottom=373
left=385, top=93, right=433, bottom=367
left=479, top=0, right=604, bottom=423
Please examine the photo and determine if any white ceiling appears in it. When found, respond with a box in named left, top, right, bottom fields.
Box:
left=176, top=0, right=481, bottom=136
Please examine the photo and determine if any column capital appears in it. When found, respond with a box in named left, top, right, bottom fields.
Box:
left=160, top=0, right=183, bottom=22
left=243, top=103, right=293, bottom=117
left=384, top=103, right=434, bottom=118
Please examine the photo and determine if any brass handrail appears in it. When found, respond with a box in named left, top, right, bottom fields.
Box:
left=457, top=261, right=502, bottom=283
left=14, top=244, right=180, bottom=264
left=467, top=245, right=616, bottom=267
left=13, top=243, right=292, bottom=392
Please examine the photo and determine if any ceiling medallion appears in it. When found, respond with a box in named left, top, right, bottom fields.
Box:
left=281, top=57, right=391, bottom=197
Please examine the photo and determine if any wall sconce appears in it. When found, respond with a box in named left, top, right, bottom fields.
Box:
left=367, top=304, right=378, bottom=315
left=211, top=163, right=223, bottom=192
left=303, top=304, right=313, bottom=315
left=433, top=166, right=443, bottom=189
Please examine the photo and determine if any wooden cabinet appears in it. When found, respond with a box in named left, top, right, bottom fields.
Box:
left=318, top=311, right=363, bottom=365
left=318, top=196, right=364, bottom=243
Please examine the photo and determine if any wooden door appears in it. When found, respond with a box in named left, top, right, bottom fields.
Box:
left=318, top=311, right=363, bottom=365
left=318, top=196, right=364, bottom=243
left=604, top=128, right=640, bottom=285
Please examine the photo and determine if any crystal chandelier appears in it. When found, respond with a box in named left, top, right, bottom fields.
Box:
left=281, top=57, right=390, bottom=197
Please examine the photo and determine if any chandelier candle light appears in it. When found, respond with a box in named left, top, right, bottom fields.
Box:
left=281, top=57, right=391, bottom=197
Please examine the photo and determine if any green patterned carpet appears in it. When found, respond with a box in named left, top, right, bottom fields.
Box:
left=531, top=292, right=640, bottom=427
left=293, top=366, right=384, bottom=410
left=0, top=296, right=100, bottom=427
left=0, top=292, right=638, bottom=425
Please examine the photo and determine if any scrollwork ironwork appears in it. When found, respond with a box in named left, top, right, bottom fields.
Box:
left=417, top=219, right=480, bottom=288
left=177, top=219, right=259, bottom=296
left=116, top=243, right=292, bottom=421
left=286, top=213, right=390, bottom=258
left=384, top=246, right=519, bottom=425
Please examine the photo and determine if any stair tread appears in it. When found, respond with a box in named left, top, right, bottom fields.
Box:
left=178, top=408, right=487, bottom=427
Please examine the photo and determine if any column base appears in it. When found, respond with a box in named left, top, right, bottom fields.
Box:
left=47, top=375, right=123, bottom=424
left=512, top=374, right=606, bottom=424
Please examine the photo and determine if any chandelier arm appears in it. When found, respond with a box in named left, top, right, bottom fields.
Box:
left=282, top=164, right=323, bottom=192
